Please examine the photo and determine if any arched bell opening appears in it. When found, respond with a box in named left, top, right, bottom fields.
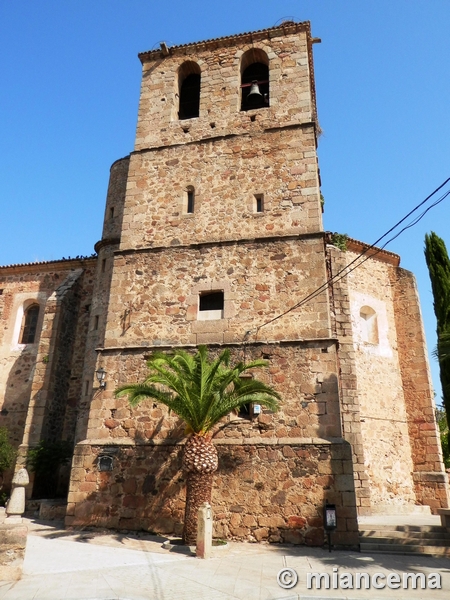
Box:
left=240, top=49, right=269, bottom=111
left=178, top=61, right=201, bottom=120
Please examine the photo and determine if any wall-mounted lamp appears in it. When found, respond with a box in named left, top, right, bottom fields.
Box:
left=95, top=367, right=107, bottom=390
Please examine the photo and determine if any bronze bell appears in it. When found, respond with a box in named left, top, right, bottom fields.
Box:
left=247, top=80, right=263, bottom=105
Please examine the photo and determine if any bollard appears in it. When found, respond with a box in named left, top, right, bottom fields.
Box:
left=196, top=502, right=213, bottom=559
left=6, top=468, right=29, bottom=522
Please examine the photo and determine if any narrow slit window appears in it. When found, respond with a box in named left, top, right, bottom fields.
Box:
left=187, top=188, right=195, bottom=214
left=101, top=259, right=106, bottom=273
left=109, top=207, right=115, bottom=219
left=20, top=304, right=40, bottom=344
left=94, top=315, right=99, bottom=330
left=255, top=194, right=264, bottom=213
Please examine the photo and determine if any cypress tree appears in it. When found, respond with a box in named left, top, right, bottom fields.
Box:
left=424, top=232, right=450, bottom=421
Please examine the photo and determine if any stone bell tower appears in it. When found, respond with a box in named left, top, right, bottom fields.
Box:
left=67, top=22, right=363, bottom=547
left=101, top=20, right=326, bottom=348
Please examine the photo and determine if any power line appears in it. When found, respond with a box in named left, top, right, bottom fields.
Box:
left=247, top=178, right=450, bottom=339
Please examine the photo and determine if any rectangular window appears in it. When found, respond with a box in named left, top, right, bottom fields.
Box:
left=94, top=315, right=99, bottom=330
left=198, top=291, right=224, bottom=320
left=101, top=259, right=106, bottom=273
left=109, top=207, right=115, bottom=219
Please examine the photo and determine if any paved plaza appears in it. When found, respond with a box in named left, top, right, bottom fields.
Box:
left=0, top=518, right=449, bottom=600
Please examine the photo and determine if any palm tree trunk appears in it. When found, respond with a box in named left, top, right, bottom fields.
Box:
left=183, top=471, right=214, bottom=545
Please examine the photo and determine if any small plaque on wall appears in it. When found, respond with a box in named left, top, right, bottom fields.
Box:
left=98, top=455, right=114, bottom=471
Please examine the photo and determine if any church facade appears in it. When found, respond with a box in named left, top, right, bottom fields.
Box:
left=1, top=21, right=448, bottom=546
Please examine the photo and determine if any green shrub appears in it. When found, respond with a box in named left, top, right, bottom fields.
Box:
left=27, top=439, right=72, bottom=498
left=27, top=439, right=72, bottom=477
left=331, top=233, right=348, bottom=252
left=0, top=427, right=15, bottom=474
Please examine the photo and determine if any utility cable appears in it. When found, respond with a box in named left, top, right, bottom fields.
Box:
left=245, top=177, right=450, bottom=340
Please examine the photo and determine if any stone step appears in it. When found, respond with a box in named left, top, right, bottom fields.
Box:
left=360, top=542, right=450, bottom=557
left=359, top=521, right=450, bottom=556
left=359, top=529, right=450, bottom=541
left=359, top=524, right=449, bottom=534
left=360, top=535, right=450, bottom=546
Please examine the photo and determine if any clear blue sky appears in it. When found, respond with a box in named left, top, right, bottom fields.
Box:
left=1, top=1, right=449, bottom=402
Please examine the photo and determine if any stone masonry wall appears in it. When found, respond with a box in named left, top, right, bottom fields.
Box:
left=68, top=338, right=361, bottom=546
left=104, top=236, right=330, bottom=349
left=135, top=23, right=315, bottom=150
left=0, top=260, right=94, bottom=492
left=326, top=245, right=371, bottom=514
left=66, top=438, right=358, bottom=547
left=76, top=157, right=129, bottom=444
left=85, top=342, right=341, bottom=444
left=122, top=24, right=322, bottom=254
left=101, top=156, right=130, bottom=242
left=122, top=128, right=321, bottom=252
left=391, top=267, right=449, bottom=511
left=345, top=249, right=417, bottom=513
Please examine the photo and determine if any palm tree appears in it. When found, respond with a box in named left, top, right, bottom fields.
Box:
left=115, top=345, right=281, bottom=545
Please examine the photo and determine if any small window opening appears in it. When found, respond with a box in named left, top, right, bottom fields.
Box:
left=94, top=315, right=99, bottom=330
left=198, top=291, right=224, bottom=320
left=85, top=380, right=90, bottom=396
left=20, top=304, right=40, bottom=344
left=241, top=62, right=269, bottom=111
left=0, top=289, right=3, bottom=295
left=101, top=259, right=106, bottom=273
left=238, top=403, right=252, bottom=419
left=360, top=306, right=379, bottom=345
left=255, top=194, right=264, bottom=213
left=109, top=207, right=115, bottom=219
left=187, top=188, right=195, bottom=214
left=179, top=73, right=201, bottom=120
left=199, top=291, right=224, bottom=311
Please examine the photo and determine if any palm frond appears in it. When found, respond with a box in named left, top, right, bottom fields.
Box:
left=114, top=345, right=281, bottom=435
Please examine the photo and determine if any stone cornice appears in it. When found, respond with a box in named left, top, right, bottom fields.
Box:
left=130, top=121, right=315, bottom=156
left=115, top=231, right=325, bottom=257
left=78, top=436, right=344, bottom=447
left=138, top=21, right=311, bottom=64
left=96, top=337, right=338, bottom=354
